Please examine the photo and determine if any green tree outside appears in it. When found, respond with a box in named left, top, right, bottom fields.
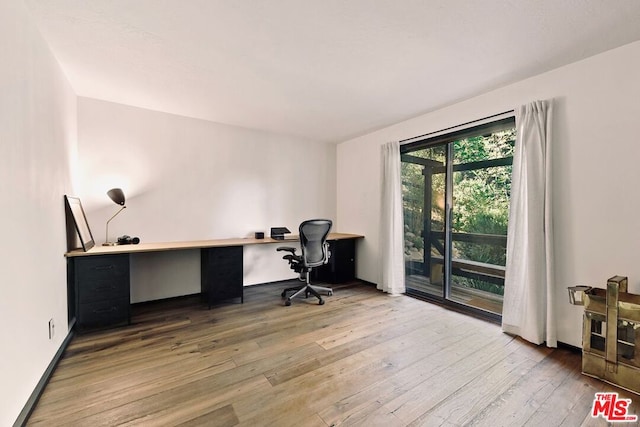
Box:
left=402, top=129, right=516, bottom=296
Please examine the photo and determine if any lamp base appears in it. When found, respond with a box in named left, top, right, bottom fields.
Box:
left=102, top=242, right=119, bottom=246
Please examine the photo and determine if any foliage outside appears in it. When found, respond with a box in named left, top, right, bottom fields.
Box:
left=402, top=129, right=516, bottom=297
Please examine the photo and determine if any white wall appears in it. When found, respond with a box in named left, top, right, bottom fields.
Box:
left=77, top=98, right=336, bottom=301
left=337, top=40, right=640, bottom=347
left=0, top=1, right=77, bottom=425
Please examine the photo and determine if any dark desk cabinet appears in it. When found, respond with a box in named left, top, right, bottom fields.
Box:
left=314, top=238, right=356, bottom=284
left=68, top=254, right=130, bottom=331
left=201, top=246, right=243, bottom=308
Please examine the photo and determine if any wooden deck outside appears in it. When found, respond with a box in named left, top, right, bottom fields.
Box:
left=27, top=281, right=636, bottom=426
left=406, top=274, right=504, bottom=315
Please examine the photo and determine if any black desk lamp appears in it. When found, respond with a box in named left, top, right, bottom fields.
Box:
left=103, top=188, right=126, bottom=246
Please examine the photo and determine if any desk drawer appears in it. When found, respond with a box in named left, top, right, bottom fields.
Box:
left=77, top=297, right=130, bottom=330
left=70, top=254, right=131, bottom=331
left=201, top=246, right=243, bottom=307
left=78, top=278, right=129, bottom=303
left=313, top=239, right=356, bottom=283
left=76, top=255, right=129, bottom=280
left=74, top=254, right=130, bottom=304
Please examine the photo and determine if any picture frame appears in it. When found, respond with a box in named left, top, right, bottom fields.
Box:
left=64, top=195, right=95, bottom=251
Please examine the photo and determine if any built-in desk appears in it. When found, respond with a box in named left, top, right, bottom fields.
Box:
left=65, top=233, right=363, bottom=331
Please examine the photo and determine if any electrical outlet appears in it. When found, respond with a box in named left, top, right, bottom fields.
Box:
left=48, top=318, right=55, bottom=339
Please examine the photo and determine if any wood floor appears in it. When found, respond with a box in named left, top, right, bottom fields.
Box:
left=28, top=281, right=639, bottom=426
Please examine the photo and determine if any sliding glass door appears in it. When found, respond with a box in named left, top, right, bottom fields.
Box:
left=401, top=144, right=447, bottom=298
left=401, top=117, right=515, bottom=319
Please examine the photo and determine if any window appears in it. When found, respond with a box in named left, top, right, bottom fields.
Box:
left=401, top=116, right=516, bottom=320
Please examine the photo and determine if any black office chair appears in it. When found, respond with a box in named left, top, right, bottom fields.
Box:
left=277, top=219, right=333, bottom=306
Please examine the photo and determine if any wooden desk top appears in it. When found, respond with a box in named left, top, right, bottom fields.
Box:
left=65, top=233, right=364, bottom=257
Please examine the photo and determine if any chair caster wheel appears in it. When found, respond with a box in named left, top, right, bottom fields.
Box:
left=281, top=291, right=286, bottom=298
left=318, top=299, right=325, bottom=305
left=305, top=292, right=310, bottom=299
left=328, top=291, right=333, bottom=296
left=285, top=299, right=292, bottom=306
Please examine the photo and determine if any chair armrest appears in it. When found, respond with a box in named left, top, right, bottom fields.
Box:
left=277, top=246, right=297, bottom=254
left=323, top=242, right=331, bottom=264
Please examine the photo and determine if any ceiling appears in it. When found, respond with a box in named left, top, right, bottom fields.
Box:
left=24, top=0, right=640, bottom=143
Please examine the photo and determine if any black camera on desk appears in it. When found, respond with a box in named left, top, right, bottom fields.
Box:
left=117, top=235, right=140, bottom=245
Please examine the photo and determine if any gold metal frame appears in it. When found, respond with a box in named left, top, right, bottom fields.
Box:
left=570, top=276, right=640, bottom=394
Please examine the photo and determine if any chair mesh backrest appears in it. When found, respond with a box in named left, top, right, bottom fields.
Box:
left=300, top=219, right=332, bottom=267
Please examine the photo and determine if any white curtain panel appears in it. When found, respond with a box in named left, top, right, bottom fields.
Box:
left=379, top=141, right=406, bottom=295
left=502, top=100, right=556, bottom=347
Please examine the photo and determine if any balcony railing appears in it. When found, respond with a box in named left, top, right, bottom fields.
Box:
left=405, top=230, right=506, bottom=291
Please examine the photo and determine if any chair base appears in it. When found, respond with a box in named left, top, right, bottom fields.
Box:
left=281, top=283, right=333, bottom=306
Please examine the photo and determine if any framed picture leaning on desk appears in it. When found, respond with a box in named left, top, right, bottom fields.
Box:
left=64, top=195, right=95, bottom=252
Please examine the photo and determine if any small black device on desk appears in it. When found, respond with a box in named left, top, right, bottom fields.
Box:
left=117, top=235, right=140, bottom=245
left=270, top=227, right=291, bottom=240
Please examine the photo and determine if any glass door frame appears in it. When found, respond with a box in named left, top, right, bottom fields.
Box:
left=401, top=116, right=515, bottom=323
